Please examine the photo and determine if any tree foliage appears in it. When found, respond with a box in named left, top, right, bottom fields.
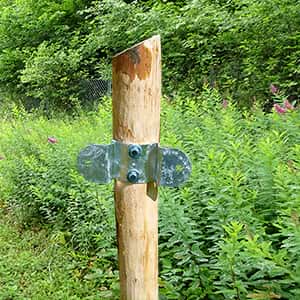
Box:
left=0, top=0, right=299, bottom=109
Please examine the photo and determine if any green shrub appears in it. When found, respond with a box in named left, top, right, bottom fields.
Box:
left=20, top=42, right=84, bottom=111
left=157, top=90, right=300, bottom=298
left=0, top=103, right=115, bottom=250
left=1, top=0, right=299, bottom=109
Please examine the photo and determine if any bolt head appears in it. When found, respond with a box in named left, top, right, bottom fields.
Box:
left=127, top=170, right=139, bottom=183
left=128, top=144, right=142, bottom=159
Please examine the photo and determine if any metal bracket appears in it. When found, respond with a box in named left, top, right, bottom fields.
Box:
left=78, top=140, right=191, bottom=187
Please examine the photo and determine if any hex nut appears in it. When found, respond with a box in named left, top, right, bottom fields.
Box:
left=128, top=144, right=142, bottom=159
left=127, top=169, right=139, bottom=183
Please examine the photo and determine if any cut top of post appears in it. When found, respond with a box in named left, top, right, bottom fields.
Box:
left=112, top=35, right=162, bottom=144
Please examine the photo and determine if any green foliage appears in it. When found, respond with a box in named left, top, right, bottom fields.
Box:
left=93, top=0, right=300, bottom=106
left=0, top=0, right=90, bottom=109
left=1, top=90, right=299, bottom=298
left=0, top=102, right=115, bottom=252
left=20, top=42, right=84, bottom=110
left=157, top=90, right=300, bottom=299
left=0, top=0, right=299, bottom=109
left=0, top=211, right=119, bottom=299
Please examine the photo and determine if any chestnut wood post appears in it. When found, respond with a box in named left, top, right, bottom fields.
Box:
left=112, top=35, right=161, bottom=300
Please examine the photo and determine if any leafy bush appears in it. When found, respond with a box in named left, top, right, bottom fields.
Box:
left=20, top=42, right=84, bottom=111
left=0, top=103, right=115, bottom=250
left=0, top=90, right=299, bottom=298
left=0, top=0, right=89, bottom=109
left=0, top=0, right=299, bottom=109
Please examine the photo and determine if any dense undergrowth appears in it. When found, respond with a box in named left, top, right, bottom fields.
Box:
left=0, top=89, right=299, bottom=299
left=0, top=0, right=299, bottom=109
left=0, top=210, right=116, bottom=299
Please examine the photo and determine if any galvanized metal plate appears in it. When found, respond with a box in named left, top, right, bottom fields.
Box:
left=77, top=141, right=191, bottom=187
left=158, top=148, right=191, bottom=187
left=77, top=144, right=113, bottom=184
left=112, top=141, right=158, bottom=184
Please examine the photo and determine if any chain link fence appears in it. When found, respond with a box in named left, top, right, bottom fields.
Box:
left=81, top=79, right=112, bottom=102
left=10, top=78, right=112, bottom=112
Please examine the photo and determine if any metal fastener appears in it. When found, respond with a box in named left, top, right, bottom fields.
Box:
left=78, top=141, right=191, bottom=187
left=127, top=170, right=140, bottom=183
left=128, top=144, right=142, bottom=159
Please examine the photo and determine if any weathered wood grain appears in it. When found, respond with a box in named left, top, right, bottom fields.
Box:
left=112, top=35, right=161, bottom=300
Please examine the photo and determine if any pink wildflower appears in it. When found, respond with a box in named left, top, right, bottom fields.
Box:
left=222, top=99, right=228, bottom=109
left=274, top=103, right=286, bottom=114
left=283, top=100, right=294, bottom=110
left=270, top=84, right=279, bottom=94
left=47, top=137, right=58, bottom=144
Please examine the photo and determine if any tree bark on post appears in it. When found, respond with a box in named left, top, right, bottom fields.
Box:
left=112, top=35, right=161, bottom=300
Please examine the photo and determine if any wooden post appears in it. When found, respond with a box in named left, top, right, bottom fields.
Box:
left=112, top=36, right=161, bottom=300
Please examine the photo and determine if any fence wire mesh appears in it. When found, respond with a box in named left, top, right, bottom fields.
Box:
left=81, top=79, right=112, bottom=101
